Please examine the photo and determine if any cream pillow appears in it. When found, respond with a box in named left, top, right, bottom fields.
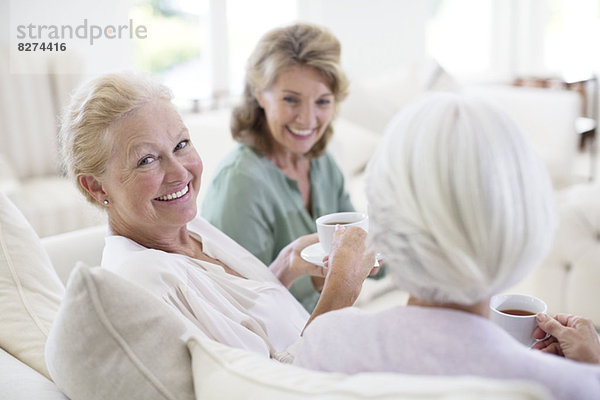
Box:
left=0, top=190, right=64, bottom=379
left=46, top=265, right=196, bottom=400
left=329, top=118, right=380, bottom=179
left=187, top=336, right=551, bottom=400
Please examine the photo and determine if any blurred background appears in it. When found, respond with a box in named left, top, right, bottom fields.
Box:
left=1, top=0, right=599, bottom=235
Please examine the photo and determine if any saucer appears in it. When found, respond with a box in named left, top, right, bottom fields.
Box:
left=300, top=243, right=327, bottom=267
left=300, top=243, right=382, bottom=268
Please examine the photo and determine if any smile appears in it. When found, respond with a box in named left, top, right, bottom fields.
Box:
left=287, top=126, right=316, bottom=138
left=155, top=184, right=189, bottom=201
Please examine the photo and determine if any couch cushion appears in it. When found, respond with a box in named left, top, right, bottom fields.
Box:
left=0, top=347, right=68, bottom=400
left=45, top=265, right=196, bottom=400
left=510, top=183, right=600, bottom=324
left=8, top=176, right=106, bottom=238
left=187, top=336, right=551, bottom=400
left=339, top=59, right=460, bottom=135
left=464, top=85, right=580, bottom=189
left=0, top=190, right=64, bottom=379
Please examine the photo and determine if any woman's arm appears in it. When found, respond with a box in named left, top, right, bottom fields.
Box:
left=269, top=233, right=322, bottom=288
left=269, top=226, right=374, bottom=329
left=304, top=226, right=374, bottom=329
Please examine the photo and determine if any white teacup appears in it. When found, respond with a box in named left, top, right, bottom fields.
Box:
left=315, top=212, right=368, bottom=254
left=489, top=293, right=547, bottom=347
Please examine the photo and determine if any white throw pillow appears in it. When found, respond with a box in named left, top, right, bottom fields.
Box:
left=187, top=336, right=551, bottom=400
left=329, top=118, right=381, bottom=179
left=45, top=265, right=196, bottom=400
left=0, top=190, right=64, bottom=379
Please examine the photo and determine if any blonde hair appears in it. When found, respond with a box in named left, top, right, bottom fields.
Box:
left=231, top=22, right=349, bottom=159
left=59, top=72, right=172, bottom=206
left=367, top=93, right=557, bottom=305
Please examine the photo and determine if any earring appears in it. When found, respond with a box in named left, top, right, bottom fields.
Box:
left=103, top=199, right=109, bottom=205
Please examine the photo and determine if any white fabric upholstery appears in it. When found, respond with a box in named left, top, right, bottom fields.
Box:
left=41, top=224, right=108, bottom=285
left=510, top=183, right=600, bottom=325
left=339, top=59, right=460, bottom=135
left=187, top=336, right=551, bottom=400
left=0, top=191, right=64, bottom=379
left=0, top=347, right=67, bottom=400
left=46, top=265, right=196, bottom=400
left=8, top=176, right=106, bottom=238
left=465, top=85, right=580, bottom=189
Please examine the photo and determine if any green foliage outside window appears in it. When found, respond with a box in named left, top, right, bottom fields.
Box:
left=131, top=2, right=202, bottom=74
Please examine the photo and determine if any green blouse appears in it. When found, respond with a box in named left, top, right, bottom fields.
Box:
left=201, top=144, right=354, bottom=311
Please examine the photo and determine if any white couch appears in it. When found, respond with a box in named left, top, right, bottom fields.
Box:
left=0, top=191, right=555, bottom=400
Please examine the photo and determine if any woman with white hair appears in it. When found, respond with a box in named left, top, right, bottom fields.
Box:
left=293, top=93, right=600, bottom=399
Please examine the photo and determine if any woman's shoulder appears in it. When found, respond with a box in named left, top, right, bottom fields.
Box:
left=306, top=305, right=403, bottom=337
left=310, top=151, right=345, bottom=181
left=213, top=144, right=270, bottom=179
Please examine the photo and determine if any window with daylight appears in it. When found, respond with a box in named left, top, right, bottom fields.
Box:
left=130, top=0, right=210, bottom=109
left=426, top=0, right=494, bottom=83
left=130, top=0, right=296, bottom=110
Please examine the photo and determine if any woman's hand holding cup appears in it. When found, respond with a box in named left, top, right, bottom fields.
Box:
left=532, top=313, right=600, bottom=365
left=322, top=224, right=375, bottom=302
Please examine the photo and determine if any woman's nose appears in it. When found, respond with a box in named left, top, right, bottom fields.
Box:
left=165, top=157, right=188, bottom=182
left=296, top=103, right=316, bottom=126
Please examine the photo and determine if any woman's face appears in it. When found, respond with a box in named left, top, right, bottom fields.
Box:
left=101, top=99, right=203, bottom=235
left=257, top=65, right=335, bottom=157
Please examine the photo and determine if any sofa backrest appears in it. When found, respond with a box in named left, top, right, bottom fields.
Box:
left=41, top=224, right=107, bottom=285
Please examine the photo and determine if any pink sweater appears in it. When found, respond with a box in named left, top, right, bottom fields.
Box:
left=294, top=305, right=600, bottom=400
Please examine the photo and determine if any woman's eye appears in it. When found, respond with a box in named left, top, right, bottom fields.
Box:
left=175, top=139, right=189, bottom=151
left=317, top=98, right=331, bottom=106
left=138, top=156, right=155, bottom=166
left=283, top=96, right=298, bottom=104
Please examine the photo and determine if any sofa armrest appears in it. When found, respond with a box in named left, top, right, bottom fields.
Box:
left=41, top=225, right=107, bottom=285
left=0, top=347, right=67, bottom=400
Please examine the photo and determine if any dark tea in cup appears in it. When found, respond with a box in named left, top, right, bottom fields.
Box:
left=499, top=309, right=535, bottom=316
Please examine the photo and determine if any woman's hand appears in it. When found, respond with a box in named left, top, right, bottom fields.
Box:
left=304, top=225, right=375, bottom=330
left=325, top=225, right=375, bottom=294
left=269, top=233, right=323, bottom=288
left=532, top=313, right=600, bottom=364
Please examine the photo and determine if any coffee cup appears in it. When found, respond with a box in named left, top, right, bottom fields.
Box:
left=489, top=293, right=547, bottom=347
left=315, top=212, right=368, bottom=254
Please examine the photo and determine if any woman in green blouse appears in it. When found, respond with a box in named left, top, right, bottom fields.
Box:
left=201, top=23, right=355, bottom=311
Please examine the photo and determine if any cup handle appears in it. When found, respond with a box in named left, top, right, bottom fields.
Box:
left=529, top=332, right=551, bottom=349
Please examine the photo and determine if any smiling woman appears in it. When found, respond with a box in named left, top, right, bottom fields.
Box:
left=57, top=71, right=377, bottom=363
left=201, top=23, right=358, bottom=312
left=80, top=98, right=203, bottom=247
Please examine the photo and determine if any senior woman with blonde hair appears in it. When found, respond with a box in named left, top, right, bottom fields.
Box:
left=293, top=93, right=600, bottom=399
left=59, top=72, right=375, bottom=362
left=201, top=23, right=357, bottom=312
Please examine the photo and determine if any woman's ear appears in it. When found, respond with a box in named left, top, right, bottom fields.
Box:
left=79, top=175, right=107, bottom=205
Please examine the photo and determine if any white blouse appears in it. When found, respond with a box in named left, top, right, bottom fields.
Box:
left=101, top=216, right=309, bottom=359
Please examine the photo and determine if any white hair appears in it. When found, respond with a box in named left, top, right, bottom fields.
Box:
left=366, top=92, right=557, bottom=305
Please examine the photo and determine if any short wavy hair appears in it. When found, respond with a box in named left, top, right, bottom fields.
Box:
left=59, top=72, right=172, bottom=206
left=231, top=22, right=349, bottom=159
left=366, top=93, right=557, bottom=305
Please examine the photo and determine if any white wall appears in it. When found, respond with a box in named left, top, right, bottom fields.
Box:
left=1, top=0, right=9, bottom=45
left=297, top=0, right=428, bottom=82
